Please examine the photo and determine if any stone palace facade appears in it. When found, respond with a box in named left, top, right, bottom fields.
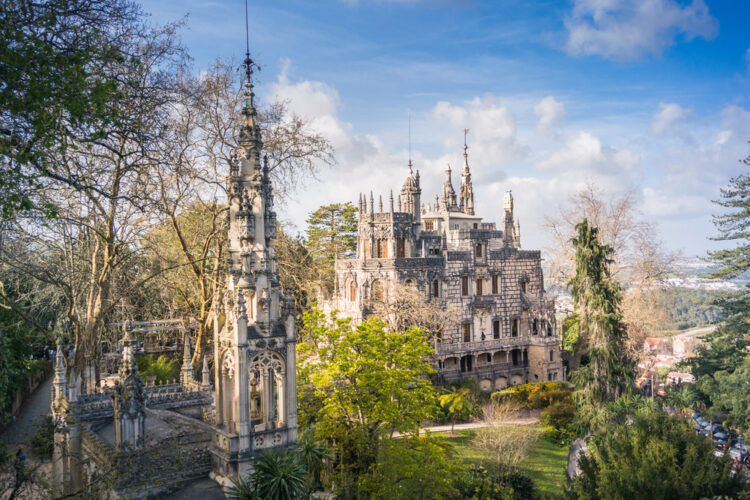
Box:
left=326, top=145, right=563, bottom=391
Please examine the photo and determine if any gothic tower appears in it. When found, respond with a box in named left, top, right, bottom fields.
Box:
left=210, top=48, right=298, bottom=484
left=459, top=142, right=474, bottom=215
left=441, top=165, right=458, bottom=211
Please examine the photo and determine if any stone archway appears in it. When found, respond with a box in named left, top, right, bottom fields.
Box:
left=249, top=350, right=286, bottom=429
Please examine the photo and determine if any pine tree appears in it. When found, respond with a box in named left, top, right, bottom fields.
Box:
left=304, top=202, right=358, bottom=290
left=568, top=219, right=633, bottom=406
left=686, top=150, right=750, bottom=416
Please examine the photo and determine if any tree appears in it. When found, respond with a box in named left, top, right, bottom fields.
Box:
left=297, top=307, right=437, bottom=498
left=276, top=226, right=325, bottom=316
left=227, top=449, right=307, bottom=500
left=304, top=202, right=358, bottom=290
left=0, top=0, right=145, bottom=217
left=567, top=405, right=747, bottom=499
left=568, top=219, right=634, bottom=406
left=472, top=403, right=541, bottom=480
left=546, top=184, right=674, bottom=355
left=374, top=282, right=459, bottom=341
left=439, top=387, right=474, bottom=433
left=359, top=435, right=461, bottom=500
left=684, top=150, right=750, bottom=423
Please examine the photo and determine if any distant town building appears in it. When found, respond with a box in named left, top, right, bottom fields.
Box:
left=643, top=337, right=667, bottom=354
left=325, top=141, right=562, bottom=391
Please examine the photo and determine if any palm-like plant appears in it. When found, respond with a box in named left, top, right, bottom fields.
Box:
left=439, top=387, right=474, bottom=433
left=251, top=448, right=307, bottom=500
left=297, top=430, right=328, bottom=493
left=227, top=476, right=260, bottom=500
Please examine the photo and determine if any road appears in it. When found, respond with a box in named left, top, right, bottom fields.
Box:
left=673, top=325, right=717, bottom=339
left=1, top=376, right=52, bottom=446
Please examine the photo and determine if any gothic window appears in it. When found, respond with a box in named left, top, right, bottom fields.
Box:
left=363, top=240, right=370, bottom=258
left=424, top=221, right=434, bottom=231
left=476, top=278, right=483, bottom=296
left=511, top=318, right=519, bottom=337
left=473, top=223, right=478, bottom=229
left=371, top=280, right=385, bottom=302
left=532, top=318, right=538, bottom=335
left=462, top=323, right=471, bottom=343
left=493, top=319, right=500, bottom=339
left=348, top=281, right=356, bottom=302
left=431, top=279, right=439, bottom=298
left=475, top=243, right=482, bottom=257
left=520, top=280, right=527, bottom=293
left=376, top=239, right=388, bottom=258
left=492, top=275, right=499, bottom=294
left=396, top=237, right=405, bottom=258
left=549, top=350, right=554, bottom=362
left=461, top=276, right=469, bottom=296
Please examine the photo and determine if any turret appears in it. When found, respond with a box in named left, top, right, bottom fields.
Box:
left=52, top=337, right=67, bottom=404
left=503, top=190, right=517, bottom=247
left=180, top=328, right=194, bottom=387
left=459, top=138, right=474, bottom=215
left=441, top=165, right=458, bottom=211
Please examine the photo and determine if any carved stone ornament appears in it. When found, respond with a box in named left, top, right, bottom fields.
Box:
left=222, top=351, right=236, bottom=379
left=249, top=349, right=284, bottom=376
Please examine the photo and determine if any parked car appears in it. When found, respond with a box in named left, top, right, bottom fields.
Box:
left=729, top=445, right=746, bottom=461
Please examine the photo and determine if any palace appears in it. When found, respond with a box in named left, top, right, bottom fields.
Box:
left=326, top=142, right=563, bottom=391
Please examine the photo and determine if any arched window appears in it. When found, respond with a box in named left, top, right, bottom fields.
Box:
left=475, top=243, right=483, bottom=257
left=549, top=350, right=554, bottom=362
left=431, top=279, right=439, bottom=298
left=348, top=281, right=356, bottom=302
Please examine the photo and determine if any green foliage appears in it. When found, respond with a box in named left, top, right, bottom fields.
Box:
left=228, top=448, right=307, bottom=500
left=359, top=434, right=461, bottom=500
left=0, top=309, right=43, bottom=422
left=30, top=416, right=53, bottom=460
left=439, top=387, right=475, bottom=430
left=500, top=470, right=536, bottom=500
left=136, top=354, right=179, bottom=384
left=297, top=307, right=437, bottom=497
left=0, top=0, right=143, bottom=217
left=540, top=398, right=576, bottom=433
left=453, top=464, right=511, bottom=500
left=297, top=430, right=328, bottom=493
left=304, top=202, right=358, bottom=289
left=650, top=288, right=723, bottom=331
left=561, top=313, right=579, bottom=352
left=568, top=219, right=634, bottom=407
left=567, top=404, right=748, bottom=499
left=697, top=356, right=750, bottom=435
left=491, top=382, right=572, bottom=410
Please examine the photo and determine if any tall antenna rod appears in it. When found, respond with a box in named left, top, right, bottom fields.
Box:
left=408, top=110, right=412, bottom=170
left=244, top=0, right=252, bottom=84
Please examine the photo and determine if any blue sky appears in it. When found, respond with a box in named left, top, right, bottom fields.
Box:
left=143, top=0, right=750, bottom=257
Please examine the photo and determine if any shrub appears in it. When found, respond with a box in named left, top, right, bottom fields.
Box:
left=491, top=382, right=572, bottom=410
left=136, top=354, right=179, bottom=384
left=30, top=416, right=54, bottom=460
left=539, top=399, right=575, bottom=431
left=501, top=470, right=536, bottom=500
left=453, top=463, right=512, bottom=500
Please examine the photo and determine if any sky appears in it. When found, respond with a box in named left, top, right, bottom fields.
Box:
left=141, top=0, right=750, bottom=258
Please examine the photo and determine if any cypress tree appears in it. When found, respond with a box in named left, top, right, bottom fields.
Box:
left=568, top=219, right=633, bottom=406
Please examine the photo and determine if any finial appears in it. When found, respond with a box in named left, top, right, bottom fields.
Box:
left=369, top=191, right=374, bottom=213
left=408, top=110, right=413, bottom=172
left=398, top=194, right=402, bottom=212
left=464, top=128, right=469, bottom=153
left=378, top=195, right=383, bottom=213
left=389, top=190, right=394, bottom=213
left=243, top=0, right=258, bottom=85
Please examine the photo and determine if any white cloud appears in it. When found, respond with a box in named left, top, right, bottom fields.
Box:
left=536, top=131, right=640, bottom=177
left=431, top=96, right=524, bottom=170
left=651, top=102, right=691, bottom=134
left=534, top=96, right=565, bottom=129
left=564, top=0, right=719, bottom=60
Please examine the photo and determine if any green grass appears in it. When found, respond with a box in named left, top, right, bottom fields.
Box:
left=442, top=426, right=569, bottom=499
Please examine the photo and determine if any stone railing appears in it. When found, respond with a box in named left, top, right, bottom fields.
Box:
left=438, top=336, right=530, bottom=356
left=73, top=384, right=211, bottom=421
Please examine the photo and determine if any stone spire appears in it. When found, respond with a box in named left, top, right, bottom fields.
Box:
left=400, top=162, right=421, bottom=220
left=201, top=355, right=211, bottom=388
left=503, top=190, right=517, bottom=247
left=441, top=165, right=458, bottom=212
left=515, top=218, right=521, bottom=248
left=459, top=135, right=474, bottom=215
left=52, top=337, right=67, bottom=403
left=180, top=328, right=194, bottom=387
left=389, top=190, right=394, bottom=213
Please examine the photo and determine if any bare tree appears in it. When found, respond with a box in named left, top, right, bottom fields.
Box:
left=545, top=183, right=675, bottom=358
left=472, top=402, right=541, bottom=479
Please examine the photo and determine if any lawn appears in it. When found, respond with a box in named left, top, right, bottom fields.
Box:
left=442, top=426, right=569, bottom=499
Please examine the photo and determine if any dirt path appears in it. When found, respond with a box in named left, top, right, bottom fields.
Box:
left=1, top=376, right=52, bottom=446
left=393, top=417, right=539, bottom=437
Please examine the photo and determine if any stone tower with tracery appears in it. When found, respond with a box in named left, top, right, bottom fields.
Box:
left=210, top=48, right=298, bottom=485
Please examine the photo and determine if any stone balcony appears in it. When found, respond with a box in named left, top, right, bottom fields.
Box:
left=437, top=335, right=558, bottom=357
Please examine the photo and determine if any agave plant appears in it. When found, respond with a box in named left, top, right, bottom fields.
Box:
left=251, top=448, right=307, bottom=500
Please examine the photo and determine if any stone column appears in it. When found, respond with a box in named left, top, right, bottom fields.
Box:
left=276, top=372, right=285, bottom=427
left=263, top=367, right=273, bottom=428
